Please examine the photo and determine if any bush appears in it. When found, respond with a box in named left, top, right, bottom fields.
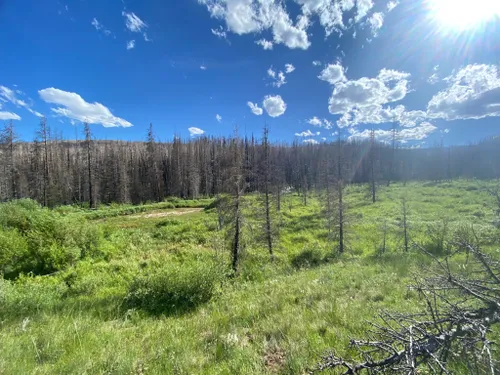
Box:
left=0, top=274, right=67, bottom=318
left=291, top=248, right=325, bottom=269
left=125, top=262, right=223, bottom=315
left=0, top=199, right=105, bottom=278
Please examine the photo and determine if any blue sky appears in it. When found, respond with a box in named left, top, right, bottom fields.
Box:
left=0, top=0, right=499, bottom=146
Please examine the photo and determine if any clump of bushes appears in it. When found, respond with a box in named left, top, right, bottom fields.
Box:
left=125, top=262, right=223, bottom=315
left=291, top=247, right=326, bottom=269
left=0, top=199, right=105, bottom=279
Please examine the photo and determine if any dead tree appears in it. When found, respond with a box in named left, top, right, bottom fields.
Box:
left=400, top=197, right=410, bottom=253
left=369, top=128, right=376, bottom=203
left=0, top=121, right=18, bottom=199
left=261, top=125, right=274, bottom=261
left=336, top=133, right=346, bottom=255
left=83, top=122, right=95, bottom=209
left=310, top=235, right=500, bottom=374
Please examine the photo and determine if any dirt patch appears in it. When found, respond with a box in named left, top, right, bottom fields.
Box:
left=129, top=208, right=203, bottom=219
left=264, top=347, right=286, bottom=373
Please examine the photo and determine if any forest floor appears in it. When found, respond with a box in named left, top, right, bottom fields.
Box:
left=1, top=180, right=499, bottom=374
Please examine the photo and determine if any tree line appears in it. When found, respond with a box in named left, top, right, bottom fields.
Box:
left=1, top=119, right=499, bottom=207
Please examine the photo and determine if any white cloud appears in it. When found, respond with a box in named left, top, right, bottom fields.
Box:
left=295, top=129, right=320, bottom=137
left=38, top=88, right=133, bottom=127
left=308, top=116, right=323, bottom=126
left=318, top=63, right=346, bottom=84
left=248, top=101, right=263, bottom=115
left=428, top=73, right=440, bottom=85
left=267, top=65, right=293, bottom=88
left=368, top=12, right=384, bottom=36
left=256, top=39, right=273, bottom=50
left=355, top=0, right=374, bottom=21
left=200, top=65, right=207, bottom=70
left=0, top=112, right=21, bottom=120
left=387, top=1, right=398, bottom=11
left=303, top=138, right=319, bottom=144
left=312, top=60, right=321, bottom=66
left=91, top=18, right=112, bottom=36
left=126, top=40, right=136, bottom=50
left=327, top=68, right=410, bottom=117
left=189, top=127, right=205, bottom=136
left=212, top=26, right=228, bottom=39
left=348, top=122, right=437, bottom=143
left=0, top=85, right=42, bottom=117
left=122, top=11, right=147, bottom=33
left=198, top=0, right=310, bottom=49
left=427, top=64, right=500, bottom=121
left=216, top=114, right=222, bottom=122
left=198, top=0, right=382, bottom=49
left=263, top=95, right=287, bottom=117
left=122, top=11, right=149, bottom=42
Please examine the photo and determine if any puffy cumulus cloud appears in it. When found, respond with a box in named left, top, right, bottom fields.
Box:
left=339, top=105, right=427, bottom=128
left=248, top=101, right=263, bottom=115
left=263, top=95, right=287, bottom=117
left=267, top=64, right=295, bottom=87
left=198, top=0, right=381, bottom=49
left=355, top=0, right=374, bottom=21
left=216, top=114, right=222, bottom=122
left=0, top=111, right=21, bottom=120
left=387, top=0, right=398, bottom=11
left=303, top=138, right=319, bottom=144
left=38, top=88, right=133, bottom=127
left=256, top=39, right=273, bottom=49
left=308, top=116, right=323, bottom=126
left=295, top=129, right=320, bottom=137
left=329, top=69, right=409, bottom=114
left=198, top=0, right=310, bottom=49
left=285, top=63, right=295, bottom=73
left=318, top=63, right=346, bottom=84
left=189, top=127, right=205, bottom=136
left=348, top=122, right=437, bottom=143
left=126, top=40, right=136, bottom=50
left=367, top=12, right=384, bottom=36
left=0, top=85, right=43, bottom=117
left=427, top=64, right=500, bottom=121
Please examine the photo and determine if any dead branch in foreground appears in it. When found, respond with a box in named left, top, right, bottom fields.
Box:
left=310, top=238, right=500, bottom=374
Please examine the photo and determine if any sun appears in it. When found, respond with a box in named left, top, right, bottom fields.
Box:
left=428, top=0, right=500, bottom=30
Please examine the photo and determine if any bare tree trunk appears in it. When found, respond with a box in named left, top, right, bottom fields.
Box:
left=402, top=198, right=409, bottom=252
left=84, top=122, right=94, bottom=209
left=370, top=129, right=376, bottom=203
left=262, top=126, right=274, bottom=261
left=337, top=134, right=345, bottom=255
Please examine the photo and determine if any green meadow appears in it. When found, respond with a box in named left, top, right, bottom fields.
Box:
left=1, top=180, right=499, bottom=374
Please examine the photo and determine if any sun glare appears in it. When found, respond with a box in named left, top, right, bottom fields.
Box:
left=429, top=0, right=500, bottom=29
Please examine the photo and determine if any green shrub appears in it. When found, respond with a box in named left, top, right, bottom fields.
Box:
left=291, top=248, right=325, bottom=269
left=125, top=262, right=223, bottom=315
left=0, top=274, right=67, bottom=318
left=0, top=199, right=105, bottom=278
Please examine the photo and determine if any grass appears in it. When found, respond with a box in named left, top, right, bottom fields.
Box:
left=0, top=180, right=499, bottom=374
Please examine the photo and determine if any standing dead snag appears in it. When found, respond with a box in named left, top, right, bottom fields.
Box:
left=310, top=239, right=500, bottom=374
left=260, top=125, right=276, bottom=261
left=83, top=122, right=95, bottom=209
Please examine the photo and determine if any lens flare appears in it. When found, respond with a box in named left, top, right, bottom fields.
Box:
left=428, top=0, right=500, bottom=30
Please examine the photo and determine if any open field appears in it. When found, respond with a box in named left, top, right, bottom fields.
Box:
left=1, top=180, right=499, bottom=374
